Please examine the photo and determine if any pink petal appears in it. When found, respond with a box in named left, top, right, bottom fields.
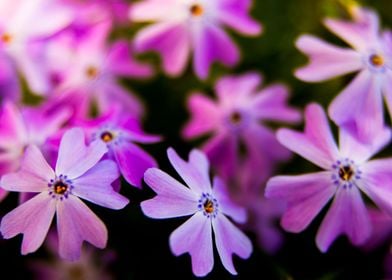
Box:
left=265, top=172, right=335, bottom=233
left=277, top=103, right=339, bottom=169
left=193, top=25, right=239, bottom=79
left=169, top=212, right=213, bottom=277
left=212, top=214, right=252, bottom=275
left=316, top=187, right=371, bottom=252
left=382, top=71, right=392, bottom=120
left=72, top=160, right=128, bottom=210
left=360, top=159, right=392, bottom=216
left=212, top=177, right=247, bottom=224
left=295, top=35, right=362, bottom=82
left=329, top=70, right=384, bottom=142
left=167, top=148, right=211, bottom=194
left=142, top=168, right=198, bottom=219
left=130, top=0, right=174, bottom=22
left=0, top=192, right=55, bottom=255
left=56, top=196, right=108, bottom=261
left=113, top=142, right=157, bottom=188
left=134, top=22, right=190, bottom=76
left=56, top=128, right=108, bottom=179
left=182, top=93, right=220, bottom=139
left=215, top=72, right=262, bottom=101
left=0, top=101, right=26, bottom=142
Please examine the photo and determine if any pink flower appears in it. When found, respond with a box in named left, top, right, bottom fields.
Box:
left=265, top=103, right=392, bottom=252
left=0, top=128, right=129, bottom=260
left=130, top=0, right=262, bottom=79
left=294, top=7, right=392, bottom=141
left=141, top=148, right=252, bottom=277
left=76, top=109, right=160, bottom=188
left=183, top=72, right=300, bottom=182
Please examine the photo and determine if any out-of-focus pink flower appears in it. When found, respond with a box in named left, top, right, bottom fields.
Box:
left=130, top=0, right=262, bottom=79
left=76, top=108, right=160, bottom=188
left=142, top=148, right=252, bottom=277
left=183, top=72, right=300, bottom=183
left=265, top=103, right=392, bottom=252
left=0, top=0, right=73, bottom=94
left=0, top=53, right=20, bottom=103
left=45, top=21, right=153, bottom=119
left=0, top=128, right=129, bottom=260
left=295, top=7, right=392, bottom=142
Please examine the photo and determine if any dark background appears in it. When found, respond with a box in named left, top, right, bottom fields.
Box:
left=1, top=0, right=392, bottom=279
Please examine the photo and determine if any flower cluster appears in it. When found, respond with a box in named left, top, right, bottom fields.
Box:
left=1, top=0, right=392, bottom=278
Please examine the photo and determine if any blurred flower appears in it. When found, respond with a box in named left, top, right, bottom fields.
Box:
left=183, top=72, right=300, bottom=184
left=142, top=148, right=252, bottom=277
left=0, top=128, right=129, bottom=260
left=295, top=7, right=392, bottom=142
left=0, top=53, right=20, bottom=103
left=130, top=0, right=261, bottom=79
left=76, top=108, right=160, bottom=188
left=265, top=103, right=392, bottom=252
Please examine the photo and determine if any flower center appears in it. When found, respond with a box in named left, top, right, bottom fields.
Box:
left=331, top=158, right=362, bottom=189
left=369, top=54, right=384, bottom=67
left=230, top=111, right=242, bottom=124
left=100, top=131, right=114, bottom=143
left=1, top=33, right=12, bottom=44
left=85, top=66, right=99, bottom=79
left=54, top=181, right=68, bottom=195
left=198, top=193, right=219, bottom=218
left=190, top=4, right=204, bottom=16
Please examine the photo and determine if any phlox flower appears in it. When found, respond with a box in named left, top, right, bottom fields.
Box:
left=183, top=72, right=300, bottom=182
left=265, top=103, right=392, bottom=252
left=45, top=20, right=153, bottom=118
left=0, top=52, right=20, bottom=103
left=0, top=128, right=129, bottom=260
left=141, top=148, right=252, bottom=277
left=0, top=0, right=73, bottom=94
left=76, top=109, right=160, bottom=188
left=130, top=0, right=261, bottom=79
left=295, top=7, right=392, bottom=141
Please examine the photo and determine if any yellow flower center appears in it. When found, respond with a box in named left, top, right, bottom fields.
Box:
left=369, top=54, right=384, bottom=67
left=338, top=165, right=354, bottom=181
left=100, top=131, right=114, bottom=143
left=54, top=181, right=68, bottom=195
left=190, top=4, right=204, bottom=17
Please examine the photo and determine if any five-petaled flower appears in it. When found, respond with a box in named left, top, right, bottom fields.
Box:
left=141, top=148, right=252, bottom=277
left=0, top=128, right=129, bottom=260
left=265, top=103, right=392, bottom=252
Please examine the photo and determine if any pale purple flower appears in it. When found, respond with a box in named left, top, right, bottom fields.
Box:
left=295, top=7, right=392, bottom=141
left=0, top=128, right=129, bottom=260
left=76, top=109, right=160, bottom=188
left=0, top=0, right=73, bottom=94
left=130, top=0, right=262, bottom=79
left=44, top=20, right=153, bottom=118
left=0, top=52, right=20, bottom=103
left=265, top=103, right=392, bottom=252
left=183, top=72, right=301, bottom=182
left=141, top=148, right=252, bottom=277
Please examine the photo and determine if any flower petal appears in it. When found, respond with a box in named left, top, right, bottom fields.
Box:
left=212, top=177, right=247, bottom=224
left=193, top=25, right=239, bottom=79
left=0, top=192, right=55, bottom=255
left=329, top=70, right=384, bottom=142
left=142, top=168, right=198, bottom=218
left=169, top=212, right=213, bottom=277
left=56, top=128, right=108, bottom=179
left=72, top=160, right=128, bottom=210
left=277, top=103, right=339, bottom=169
left=212, top=214, right=252, bottom=275
left=113, top=142, right=157, bottom=188
left=265, top=172, right=335, bottom=233
left=56, top=196, right=108, bottom=261
left=316, top=187, right=371, bottom=252
left=295, top=35, right=362, bottom=82
left=134, top=22, right=190, bottom=76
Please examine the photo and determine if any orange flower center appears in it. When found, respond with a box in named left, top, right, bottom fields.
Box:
left=190, top=4, right=204, bottom=16
left=54, top=181, right=68, bottom=195
left=369, top=54, right=384, bottom=67
left=86, top=66, right=99, bottom=79
left=338, top=165, right=354, bottom=181
left=100, top=131, right=114, bottom=143
left=203, top=199, right=214, bottom=214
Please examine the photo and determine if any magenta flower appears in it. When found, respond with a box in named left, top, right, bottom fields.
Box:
left=76, top=109, right=160, bottom=188
left=141, top=148, right=252, bottom=277
left=183, top=72, right=300, bottom=182
left=0, top=0, right=73, bottom=94
left=0, top=128, right=129, bottom=260
left=45, top=21, right=152, bottom=118
left=265, top=103, right=392, bottom=252
left=294, top=7, right=392, bottom=141
left=130, top=0, right=261, bottom=79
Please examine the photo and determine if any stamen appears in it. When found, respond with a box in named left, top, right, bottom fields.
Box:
left=1, top=33, right=12, bottom=44
left=369, top=54, right=384, bottom=67
left=86, top=66, right=99, bottom=79
left=100, top=131, right=114, bottom=143
left=203, top=199, right=214, bottom=214
left=338, top=165, right=354, bottom=181
left=54, top=181, right=68, bottom=195
left=190, top=4, right=204, bottom=16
